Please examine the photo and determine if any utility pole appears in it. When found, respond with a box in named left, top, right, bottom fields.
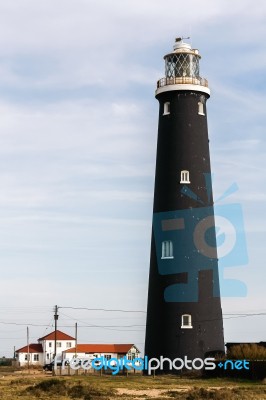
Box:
left=75, top=323, right=77, bottom=358
left=27, top=326, right=29, bottom=371
left=52, top=306, right=59, bottom=377
left=54, top=305, right=59, bottom=359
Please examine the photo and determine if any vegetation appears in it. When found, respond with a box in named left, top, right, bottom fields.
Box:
left=227, top=344, right=266, bottom=360
left=25, top=378, right=115, bottom=399
left=0, top=371, right=265, bottom=399
left=164, top=387, right=265, bottom=400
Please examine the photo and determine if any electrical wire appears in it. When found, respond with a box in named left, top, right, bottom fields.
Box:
left=59, top=306, right=146, bottom=313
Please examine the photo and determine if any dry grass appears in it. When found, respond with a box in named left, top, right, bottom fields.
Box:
left=0, top=369, right=265, bottom=400
left=227, top=344, right=266, bottom=360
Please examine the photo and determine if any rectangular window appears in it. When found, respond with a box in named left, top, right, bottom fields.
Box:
left=198, top=101, right=205, bottom=116
left=56, top=342, right=62, bottom=347
left=105, top=355, right=111, bottom=360
left=162, top=240, right=174, bottom=259
left=181, top=314, right=193, bottom=329
left=163, top=102, right=170, bottom=115
left=180, top=170, right=190, bottom=184
left=48, top=342, right=52, bottom=348
left=33, top=354, right=39, bottom=361
left=25, top=354, right=28, bottom=361
left=66, top=342, right=72, bottom=348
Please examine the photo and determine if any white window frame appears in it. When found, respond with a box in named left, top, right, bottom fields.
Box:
left=198, top=101, right=205, bottom=116
left=180, top=170, right=190, bottom=184
left=56, top=342, right=62, bottom=348
left=66, top=342, right=72, bottom=348
left=181, top=314, right=193, bottom=329
left=163, top=102, right=170, bottom=115
left=161, top=240, right=174, bottom=259
left=33, top=354, right=39, bottom=361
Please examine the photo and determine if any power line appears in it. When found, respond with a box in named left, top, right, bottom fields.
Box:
left=0, top=311, right=265, bottom=329
left=59, top=306, right=146, bottom=313
left=223, top=313, right=266, bottom=320
left=0, top=321, right=48, bottom=327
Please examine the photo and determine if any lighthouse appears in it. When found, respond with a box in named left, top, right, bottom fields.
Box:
left=144, top=38, right=224, bottom=369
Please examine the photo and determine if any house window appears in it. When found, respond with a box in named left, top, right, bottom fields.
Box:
left=56, top=342, right=62, bottom=347
left=24, top=354, right=28, bottom=361
left=127, top=354, right=132, bottom=360
left=198, top=101, right=205, bottom=115
left=162, top=240, right=174, bottom=259
left=47, top=354, right=49, bottom=359
left=163, top=102, right=170, bottom=115
left=48, top=342, right=52, bottom=347
left=105, top=355, right=111, bottom=360
left=180, top=170, right=190, bottom=184
left=66, top=342, right=72, bottom=348
left=33, top=354, right=39, bottom=361
left=181, top=314, right=193, bottom=329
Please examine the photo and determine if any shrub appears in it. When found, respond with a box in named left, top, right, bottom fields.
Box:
left=69, top=384, right=115, bottom=399
left=227, top=344, right=266, bottom=360
left=185, top=387, right=250, bottom=400
left=26, top=378, right=68, bottom=396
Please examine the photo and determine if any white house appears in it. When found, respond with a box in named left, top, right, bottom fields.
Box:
left=39, top=330, right=76, bottom=364
left=16, top=330, right=140, bottom=368
left=63, top=343, right=140, bottom=361
left=16, top=329, right=76, bottom=366
left=15, top=343, right=44, bottom=366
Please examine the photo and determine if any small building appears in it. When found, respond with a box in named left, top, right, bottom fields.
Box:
left=15, top=330, right=140, bottom=367
left=63, top=343, right=140, bottom=361
left=15, top=343, right=44, bottom=366
left=15, top=330, right=76, bottom=366
left=39, top=330, right=76, bottom=364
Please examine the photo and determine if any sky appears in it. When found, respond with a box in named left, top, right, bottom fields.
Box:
left=0, top=0, right=265, bottom=357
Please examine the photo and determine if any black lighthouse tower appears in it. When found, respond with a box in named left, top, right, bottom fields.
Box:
left=145, top=38, right=224, bottom=367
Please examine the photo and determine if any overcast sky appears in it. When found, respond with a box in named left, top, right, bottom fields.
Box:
left=0, top=0, right=265, bottom=357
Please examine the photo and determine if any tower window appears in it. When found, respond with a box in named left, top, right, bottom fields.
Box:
left=198, top=101, right=205, bottom=116
left=161, top=240, right=173, bottom=259
left=181, top=314, right=193, bottom=329
left=163, top=102, right=170, bottom=115
left=180, top=170, right=190, bottom=184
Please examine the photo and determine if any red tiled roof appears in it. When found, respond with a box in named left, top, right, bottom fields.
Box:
left=16, top=343, right=43, bottom=353
left=64, top=344, right=136, bottom=354
left=38, top=330, right=75, bottom=341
